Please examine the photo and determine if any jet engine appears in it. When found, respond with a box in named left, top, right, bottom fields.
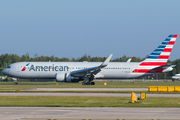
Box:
left=56, top=73, right=79, bottom=82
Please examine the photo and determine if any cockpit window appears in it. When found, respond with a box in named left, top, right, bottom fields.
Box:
left=6, top=66, right=11, bottom=68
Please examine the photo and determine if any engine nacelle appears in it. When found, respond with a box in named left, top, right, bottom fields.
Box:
left=56, top=73, right=79, bottom=82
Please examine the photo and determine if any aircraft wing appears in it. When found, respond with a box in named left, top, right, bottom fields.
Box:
left=71, top=54, right=113, bottom=77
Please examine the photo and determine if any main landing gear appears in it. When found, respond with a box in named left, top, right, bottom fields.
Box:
left=82, top=74, right=95, bottom=85
left=82, top=81, right=95, bottom=85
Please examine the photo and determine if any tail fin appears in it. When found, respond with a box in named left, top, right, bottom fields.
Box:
left=140, top=34, right=177, bottom=67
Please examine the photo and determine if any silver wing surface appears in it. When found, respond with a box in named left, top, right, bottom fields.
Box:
left=70, top=54, right=113, bottom=77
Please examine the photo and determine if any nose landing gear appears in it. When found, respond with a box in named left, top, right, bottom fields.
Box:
left=12, top=78, right=18, bottom=85
left=14, top=82, right=18, bottom=85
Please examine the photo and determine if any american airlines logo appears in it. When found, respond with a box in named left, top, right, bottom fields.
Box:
left=21, top=63, right=30, bottom=71
left=29, top=64, right=69, bottom=71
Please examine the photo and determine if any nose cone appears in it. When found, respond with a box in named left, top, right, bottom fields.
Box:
left=2, top=68, right=7, bottom=75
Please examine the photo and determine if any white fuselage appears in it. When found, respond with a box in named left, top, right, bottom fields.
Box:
left=2, top=62, right=154, bottom=80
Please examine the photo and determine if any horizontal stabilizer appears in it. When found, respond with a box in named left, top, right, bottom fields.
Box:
left=148, top=64, right=176, bottom=73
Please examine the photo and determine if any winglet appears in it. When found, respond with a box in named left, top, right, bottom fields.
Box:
left=127, top=58, right=132, bottom=62
left=100, top=54, right=113, bottom=68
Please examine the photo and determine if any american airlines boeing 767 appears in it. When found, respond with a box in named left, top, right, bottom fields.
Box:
left=2, top=34, right=177, bottom=85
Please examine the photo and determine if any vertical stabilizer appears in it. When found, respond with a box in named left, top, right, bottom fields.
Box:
left=140, top=34, right=177, bottom=67
left=132, top=34, right=177, bottom=74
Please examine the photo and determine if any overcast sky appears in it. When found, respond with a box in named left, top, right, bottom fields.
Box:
left=0, top=0, right=180, bottom=60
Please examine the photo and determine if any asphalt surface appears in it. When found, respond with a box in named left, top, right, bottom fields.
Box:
left=1, top=107, right=180, bottom=120
left=1, top=92, right=180, bottom=97
left=36, top=88, right=148, bottom=91
left=1, top=88, right=180, bottom=120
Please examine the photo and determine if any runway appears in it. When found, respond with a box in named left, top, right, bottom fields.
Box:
left=1, top=88, right=180, bottom=120
left=1, top=92, right=180, bottom=97
left=1, top=107, right=180, bottom=120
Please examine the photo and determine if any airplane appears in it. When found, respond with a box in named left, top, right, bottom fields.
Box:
left=172, top=74, right=180, bottom=81
left=2, top=34, right=177, bottom=85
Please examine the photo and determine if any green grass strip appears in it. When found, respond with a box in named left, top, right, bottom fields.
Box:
left=1, top=81, right=180, bottom=89
left=0, top=96, right=180, bottom=107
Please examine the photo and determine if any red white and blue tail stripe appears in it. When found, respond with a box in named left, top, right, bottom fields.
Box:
left=132, top=34, right=177, bottom=73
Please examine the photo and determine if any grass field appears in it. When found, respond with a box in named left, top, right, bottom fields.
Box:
left=0, top=81, right=180, bottom=90
left=0, top=96, right=180, bottom=107
left=1, top=81, right=180, bottom=107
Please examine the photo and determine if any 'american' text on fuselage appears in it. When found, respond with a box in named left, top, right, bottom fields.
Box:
left=29, top=65, right=69, bottom=71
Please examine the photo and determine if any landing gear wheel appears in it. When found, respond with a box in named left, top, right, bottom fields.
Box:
left=82, top=82, right=86, bottom=85
left=91, top=82, right=95, bottom=85
left=87, top=82, right=91, bottom=85
left=14, top=82, right=18, bottom=85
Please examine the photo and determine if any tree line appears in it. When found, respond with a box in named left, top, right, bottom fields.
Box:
left=0, top=53, right=180, bottom=79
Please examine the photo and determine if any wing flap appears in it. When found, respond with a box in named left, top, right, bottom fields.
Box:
left=71, top=66, right=99, bottom=77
